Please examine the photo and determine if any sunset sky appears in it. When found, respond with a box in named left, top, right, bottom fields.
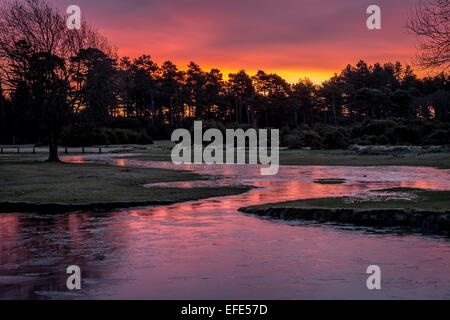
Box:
left=57, top=0, right=419, bottom=83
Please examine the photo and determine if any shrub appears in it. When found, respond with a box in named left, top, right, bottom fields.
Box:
left=126, top=130, right=139, bottom=144
left=356, top=135, right=379, bottom=146
left=60, top=124, right=94, bottom=147
left=322, top=127, right=350, bottom=149
left=114, top=129, right=129, bottom=144
left=91, top=128, right=108, bottom=145
left=283, top=127, right=323, bottom=149
left=302, top=129, right=323, bottom=149
left=110, top=117, right=143, bottom=130
left=378, top=135, right=390, bottom=145
left=227, top=122, right=252, bottom=131
left=393, top=125, right=421, bottom=144
left=104, top=128, right=117, bottom=145
left=285, top=130, right=303, bottom=149
left=422, top=130, right=450, bottom=146
left=137, top=131, right=153, bottom=145
left=112, top=128, right=153, bottom=145
left=359, top=119, right=397, bottom=137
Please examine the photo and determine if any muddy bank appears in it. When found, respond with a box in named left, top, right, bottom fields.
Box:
left=0, top=200, right=175, bottom=214
left=240, top=206, right=450, bottom=233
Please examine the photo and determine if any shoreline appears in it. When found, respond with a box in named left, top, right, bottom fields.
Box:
left=239, top=206, right=450, bottom=233
left=240, top=188, right=450, bottom=233
left=0, top=200, right=177, bottom=214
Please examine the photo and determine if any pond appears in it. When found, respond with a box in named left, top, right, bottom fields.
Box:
left=0, top=155, right=449, bottom=299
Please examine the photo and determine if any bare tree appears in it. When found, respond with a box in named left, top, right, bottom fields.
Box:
left=0, top=0, right=114, bottom=161
left=407, top=0, right=450, bottom=73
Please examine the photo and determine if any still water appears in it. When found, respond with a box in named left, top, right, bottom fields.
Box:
left=1, top=155, right=449, bottom=299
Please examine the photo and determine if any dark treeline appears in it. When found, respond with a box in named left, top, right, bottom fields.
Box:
left=2, top=55, right=449, bottom=147
left=0, top=0, right=449, bottom=159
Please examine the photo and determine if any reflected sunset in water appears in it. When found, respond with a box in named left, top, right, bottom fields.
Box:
left=1, top=155, right=449, bottom=299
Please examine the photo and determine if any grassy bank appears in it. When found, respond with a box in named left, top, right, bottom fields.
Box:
left=279, top=150, right=450, bottom=168
left=242, top=188, right=450, bottom=211
left=240, top=188, right=450, bottom=232
left=121, top=142, right=450, bottom=169
left=0, top=159, right=250, bottom=213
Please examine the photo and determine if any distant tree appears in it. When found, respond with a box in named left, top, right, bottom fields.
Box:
left=117, top=55, right=159, bottom=120
left=381, top=62, right=401, bottom=89
left=291, top=78, right=317, bottom=125
left=133, top=55, right=159, bottom=121
left=9, top=81, right=36, bottom=142
left=391, top=89, right=415, bottom=118
left=117, top=57, right=134, bottom=117
left=227, top=70, right=255, bottom=124
left=348, top=60, right=371, bottom=90
left=319, top=75, right=345, bottom=124
left=159, top=61, right=185, bottom=126
left=71, top=48, right=118, bottom=124
left=186, top=62, right=208, bottom=119
left=427, top=90, right=450, bottom=120
left=407, top=0, right=450, bottom=72
left=355, top=88, right=391, bottom=119
left=252, top=70, right=290, bottom=127
left=203, top=69, right=225, bottom=120
left=401, top=65, right=421, bottom=89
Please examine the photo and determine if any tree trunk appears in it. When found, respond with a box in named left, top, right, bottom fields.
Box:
left=332, top=96, right=337, bottom=124
left=246, top=104, right=251, bottom=125
left=252, top=110, right=258, bottom=128
left=170, top=96, right=174, bottom=126
left=48, top=129, right=60, bottom=162
left=235, top=99, right=239, bottom=123
left=150, top=90, right=155, bottom=125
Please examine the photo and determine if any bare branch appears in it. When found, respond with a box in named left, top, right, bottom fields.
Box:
left=407, top=0, right=450, bottom=73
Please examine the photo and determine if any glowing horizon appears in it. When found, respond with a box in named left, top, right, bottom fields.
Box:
left=56, top=0, right=420, bottom=84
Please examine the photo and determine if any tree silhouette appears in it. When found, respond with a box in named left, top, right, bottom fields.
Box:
left=0, top=0, right=112, bottom=160
left=407, top=0, right=450, bottom=72
left=228, top=70, right=255, bottom=125
left=160, top=61, right=186, bottom=126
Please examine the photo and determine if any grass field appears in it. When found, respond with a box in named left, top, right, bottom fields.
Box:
left=0, top=159, right=250, bottom=207
left=120, top=142, right=450, bottom=169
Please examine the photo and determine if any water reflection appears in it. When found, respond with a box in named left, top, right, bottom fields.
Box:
left=0, top=155, right=449, bottom=299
